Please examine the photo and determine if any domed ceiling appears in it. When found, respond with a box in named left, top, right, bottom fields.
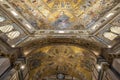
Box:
left=8, top=0, right=117, bottom=30
left=27, top=45, right=96, bottom=80
left=0, top=1, right=119, bottom=80
left=0, top=0, right=119, bottom=48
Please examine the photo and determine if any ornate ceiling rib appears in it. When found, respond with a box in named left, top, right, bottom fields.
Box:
left=22, top=38, right=102, bottom=53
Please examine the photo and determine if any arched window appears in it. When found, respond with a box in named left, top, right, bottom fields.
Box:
left=110, top=26, right=120, bottom=34
left=0, top=25, right=14, bottom=33
left=6, top=31, right=20, bottom=40
left=0, top=16, right=6, bottom=22
left=103, top=32, right=118, bottom=41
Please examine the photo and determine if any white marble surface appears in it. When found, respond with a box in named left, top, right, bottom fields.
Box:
left=0, top=58, right=10, bottom=76
left=112, top=58, right=120, bottom=74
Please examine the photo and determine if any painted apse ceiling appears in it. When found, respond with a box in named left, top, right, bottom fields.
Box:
left=8, top=0, right=117, bottom=30
left=27, top=45, right=96, bottom=80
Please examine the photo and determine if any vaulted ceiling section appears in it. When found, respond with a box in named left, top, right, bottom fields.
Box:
left=0, top=0, right=120, bottom=80
left=0, top=0, right=119, bottom=48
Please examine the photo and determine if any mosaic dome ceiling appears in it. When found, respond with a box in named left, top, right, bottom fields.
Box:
left=0, top=1, right=119, bottom=80
left=27, top=45, right=96, bottom=80
left=8, top=0, right=117, bottom=30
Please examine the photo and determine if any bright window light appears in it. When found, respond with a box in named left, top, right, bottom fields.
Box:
left=11, top=11, right=18, bottom=16
left=20, top=65, right=25, bottom=70
left=91, top=25, right=98, bottom=30
left=25, top=24, right=32, bottom=29
left=108, top=45, right=112, bottom=48
left=0, top=16, right=5, bottom=22
left=110, top=26, right=120, bottom=34
left=96, top=64, right=102, bottom=70
left=7, top=31, right=20, bottom=40
left=106, top=13, right=114, bottom=18
left=103, top=32, right=118, bottom=41
left=58, top=31, right=65, bottom=33
left=11, top=45, right=15, bottom=48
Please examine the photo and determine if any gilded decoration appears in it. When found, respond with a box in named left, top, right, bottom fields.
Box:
left=27, top=45, right=96, bottom=80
